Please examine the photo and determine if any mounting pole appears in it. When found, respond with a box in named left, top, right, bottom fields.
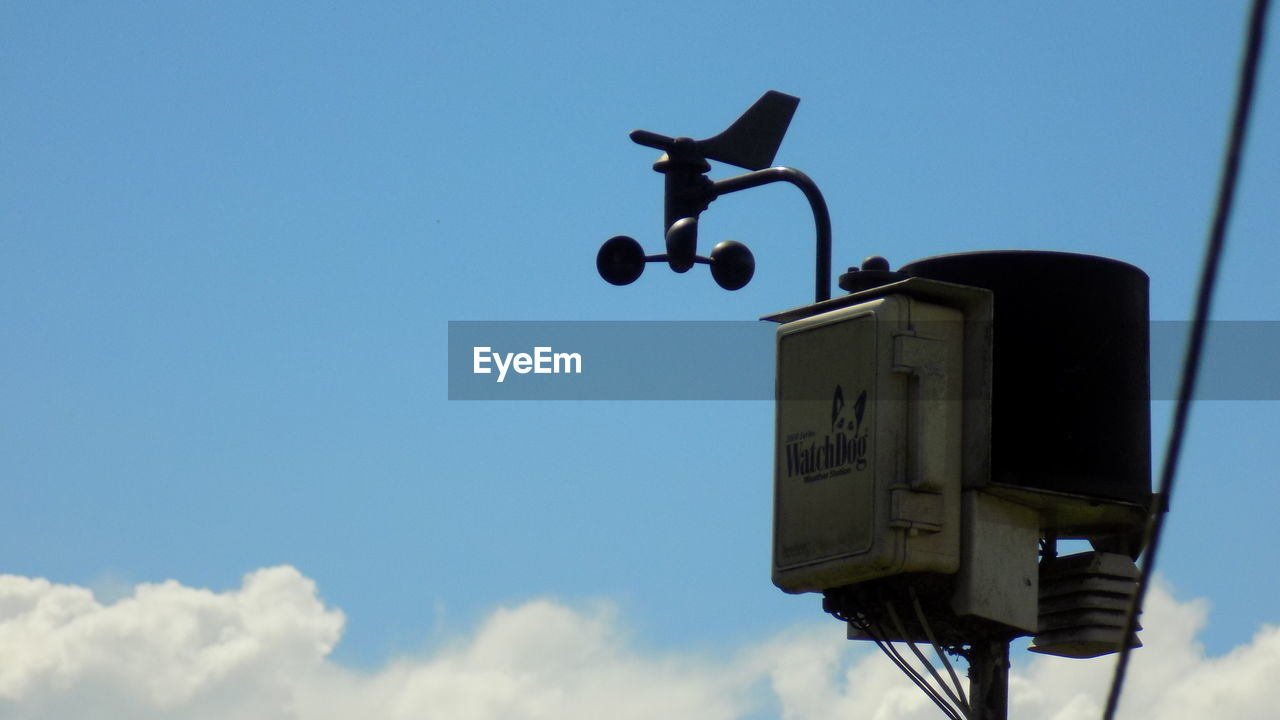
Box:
left=968, top=637, right=1010, bottom=720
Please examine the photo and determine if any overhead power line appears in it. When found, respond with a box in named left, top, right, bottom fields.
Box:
left=1101, top=1, right=1272, bottom=718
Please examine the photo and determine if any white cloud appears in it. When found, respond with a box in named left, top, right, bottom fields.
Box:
left=0, top=567, right=343, bottom=720
left=0, top=568, right=1276, bottom=720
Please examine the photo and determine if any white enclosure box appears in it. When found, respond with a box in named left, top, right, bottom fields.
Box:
left=773, top=294, right=964, bottom=593
left=951, top=491, right=1040, bottom=633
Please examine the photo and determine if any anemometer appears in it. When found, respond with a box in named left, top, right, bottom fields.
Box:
left=596, top=91, right=833, bottom=302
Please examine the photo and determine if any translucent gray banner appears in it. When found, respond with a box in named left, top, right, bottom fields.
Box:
left=447, top=321, right=1280, bottom=401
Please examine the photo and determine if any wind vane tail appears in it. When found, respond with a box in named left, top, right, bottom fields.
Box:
left=696, top=90, right=800, bottom=170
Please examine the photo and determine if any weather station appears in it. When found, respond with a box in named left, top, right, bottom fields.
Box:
left=594, top=91, right=1153, bottom=720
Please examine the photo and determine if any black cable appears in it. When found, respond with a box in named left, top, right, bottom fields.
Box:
left=853, top=613, right=963, bottom=720
left=1102, top=2, right=1271, bottom=718
left=884, top=600, right=971, bottom=718
left=909, top=587, right=971, bottom=715
left=876, top=634, right=963, bottom=720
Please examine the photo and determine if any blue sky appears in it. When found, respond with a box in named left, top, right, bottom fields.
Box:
left=2, top=2, right=1279, bottom=717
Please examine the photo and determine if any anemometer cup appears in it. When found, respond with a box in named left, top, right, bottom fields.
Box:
left=596, top=235, right=646, bottom=286
left=710, top=240, right=755, bottom=291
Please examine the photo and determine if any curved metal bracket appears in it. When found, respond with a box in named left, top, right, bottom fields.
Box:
left=709, top=167, right=832, bottom=302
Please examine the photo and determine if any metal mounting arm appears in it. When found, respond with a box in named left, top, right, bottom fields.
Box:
left=709, top=167, right=832, bottom=302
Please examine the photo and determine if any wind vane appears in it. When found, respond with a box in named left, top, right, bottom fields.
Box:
left=596, top=90, right=833, bottom=302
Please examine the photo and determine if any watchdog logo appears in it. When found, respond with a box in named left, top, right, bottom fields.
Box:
left=784, top=385, right=869, bottom=482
